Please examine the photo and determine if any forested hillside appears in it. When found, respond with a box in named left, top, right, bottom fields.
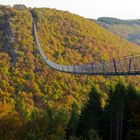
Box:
left=97, top=17, right=140, bottom=45
left=0, top=5, right=140, bottom=139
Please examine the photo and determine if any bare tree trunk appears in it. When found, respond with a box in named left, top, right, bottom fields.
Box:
left=116, top=112, right=120, bottom=140
left=110, top=117, right=113, bottom=140
left=120, top=105, right=124, bottom=140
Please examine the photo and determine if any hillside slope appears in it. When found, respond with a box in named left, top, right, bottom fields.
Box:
left=0, top=5, right=140, bottom=114
left=34, top=9, right=140, bottom=64
left=97, top=17, right=140, bottom=45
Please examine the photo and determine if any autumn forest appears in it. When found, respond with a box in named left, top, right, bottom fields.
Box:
left=0, top=4, right=140, bottom=140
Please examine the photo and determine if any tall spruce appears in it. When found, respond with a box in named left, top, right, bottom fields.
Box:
left=76, top=85, right=102, bottom=139
left=66, top=102, right=79, bottom=139
left=126, top=84, right=140, bottom=140
left=107, top=80, right=127, bottom=140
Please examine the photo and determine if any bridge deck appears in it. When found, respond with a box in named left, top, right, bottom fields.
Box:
left=33, top=21, right=140, bottom=76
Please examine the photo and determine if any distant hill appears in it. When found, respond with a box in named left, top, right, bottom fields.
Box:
left=96, top=17, right=140, bottom=45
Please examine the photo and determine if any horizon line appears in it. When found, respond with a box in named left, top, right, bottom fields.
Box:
left=1, top=3, right=140, bottom=20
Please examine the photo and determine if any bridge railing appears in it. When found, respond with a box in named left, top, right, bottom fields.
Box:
left=33, top=20, right=140, bottom=76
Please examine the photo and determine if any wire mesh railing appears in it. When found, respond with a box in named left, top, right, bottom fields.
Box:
left=33, top=20, right=140, bottom=76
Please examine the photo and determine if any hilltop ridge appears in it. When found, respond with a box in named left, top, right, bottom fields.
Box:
left=96, top=17, right=140, bottom=45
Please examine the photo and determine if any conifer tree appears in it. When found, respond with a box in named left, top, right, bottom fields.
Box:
left=106, top=79, right=127, bottom=140
left=66, top=102, right=79, bottom=139
left=76, top=85, right=102, bottom=139
left=126, top=84, right=140, bottom=140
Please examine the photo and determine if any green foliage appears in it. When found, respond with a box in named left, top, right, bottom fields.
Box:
left=88, top=129, right=102, bottom=140
left=98, top=17, right=123, bottom=25
left=72, top=81, right=140, bottom=140
left=21, top=107, right=68, bottom=140
left=66, top=102, right=79, bottom=139
left=101, top=81, right=140, bottom=140
left=0, top=5, right=140, bottom=140
left=76, top=85, right=102, bottom=138
left=126, top=84, right=140, bottom=140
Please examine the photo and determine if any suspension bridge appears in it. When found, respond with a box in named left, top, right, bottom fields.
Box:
left=33, top=20, right=140, bottom=76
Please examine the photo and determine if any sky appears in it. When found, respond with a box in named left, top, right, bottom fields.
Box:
left=0, top=0, right=140, bottom=19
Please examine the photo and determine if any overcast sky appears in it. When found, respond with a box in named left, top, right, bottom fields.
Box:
left=0, top=0, right=140, bottom=19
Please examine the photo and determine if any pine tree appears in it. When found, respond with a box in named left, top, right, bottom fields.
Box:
left=106, top=80, right=127, bottom=140
left=126, top=84, right=140, bottom=140
left=76, top=85, right=102, bottom=139
left=66, top=102, right=79, bottom=139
